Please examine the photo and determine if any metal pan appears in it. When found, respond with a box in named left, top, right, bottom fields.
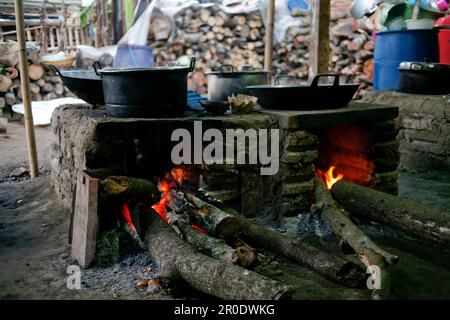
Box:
left=49, top=64, right=104, bottom=106
left=247, top=74, right=359, bottom=110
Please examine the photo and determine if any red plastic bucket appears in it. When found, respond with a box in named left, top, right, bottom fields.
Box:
left=438, top=28, right=450, bottom=64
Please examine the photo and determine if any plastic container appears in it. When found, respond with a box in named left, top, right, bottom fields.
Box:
left=406, top=19, right=436, bottom=29
left=435, top=15, right=450, bottom=64
left=113, top=44, right=154, bottom=68
left=374, top=29, right=439, bottom=91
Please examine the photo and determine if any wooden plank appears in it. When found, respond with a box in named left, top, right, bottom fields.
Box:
left=26, top=29, right=32, bottom=41
left=68, top=26, right=74, bottom=50
left=309, top=0, right=331, bottom=82
left=74, top=27, right=80, bottom=46
left=71, top=170, right=99, bottom=268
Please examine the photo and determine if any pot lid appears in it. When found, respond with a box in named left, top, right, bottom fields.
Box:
left=399, top=61, right=450, bottom=71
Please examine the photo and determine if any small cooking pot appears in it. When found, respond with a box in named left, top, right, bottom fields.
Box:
left=94, top=57, right=195, bottom=118
left=206, top=64, right=270, bottom=101
left=399, top=61, right=450, bottom=95
left=247, top=74, right=359, bottom=110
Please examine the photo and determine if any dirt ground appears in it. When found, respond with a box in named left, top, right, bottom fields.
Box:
left=1, top=121, right=450, bottom=300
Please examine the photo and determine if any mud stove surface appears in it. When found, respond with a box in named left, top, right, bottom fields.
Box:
left=52, top=102, right=399, bottom=219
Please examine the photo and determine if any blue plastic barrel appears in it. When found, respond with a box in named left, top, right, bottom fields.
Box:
left=374, top=29, right=439, bottom=91
left=113, top=44, right=154, bottom=68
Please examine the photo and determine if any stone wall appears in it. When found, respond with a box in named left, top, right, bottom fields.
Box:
left=363, top=92, right=450, bottom=173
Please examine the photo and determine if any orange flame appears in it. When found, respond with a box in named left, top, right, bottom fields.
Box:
left=151, top=180, right=171, bottom=223
left=171, top=168, right=185, bottom=186
left=121, top=203, right=137, bottom=234
left=321, top=166, right=344, bottom=190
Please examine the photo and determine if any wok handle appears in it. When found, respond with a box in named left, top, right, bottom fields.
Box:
left=275, top=75, right=297, bottom=85
left=311, top=73, right=340, bottom=87
left=48, top=64, right=63, bottom=78
left=188, top=56, right=196, bottom=72
left=220, top=64, right=235, bottom=75
left=93, top=61, right=102, bottom=76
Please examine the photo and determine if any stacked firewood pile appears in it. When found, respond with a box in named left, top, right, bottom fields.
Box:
left=151, top=0, right=374, bottom=98
left=0, top=44, right=73, bottom=118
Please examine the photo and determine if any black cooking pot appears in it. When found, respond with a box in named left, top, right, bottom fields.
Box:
left=399, top=62, right=450, bottom=95
left=93, top=57, right=195, bottom=118
left=49, top=64, right=104, bottom=106
left=247, top=74, right=359, bottom=110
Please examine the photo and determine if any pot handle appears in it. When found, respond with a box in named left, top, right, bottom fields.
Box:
left=48, top=64, right=63, bottom=78
left=311, top=73, right=340, bottom=87
left=410, top=63, right=423, bottom=71
left=241, top=64, right=254, bottom=71
left=188, top=56, right=196, bottom=72
left=275, top=75, right=297, bottom=85
left=220, top=64, right=235, bottom=75
left=93, top=61, right=102, bottom=76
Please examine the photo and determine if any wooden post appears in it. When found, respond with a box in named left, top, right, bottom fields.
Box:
left=14, top=0, right=39, bottom=178
left=309, top=0, right=331, bottom=82
left=264, top=0, right=275, bottom=71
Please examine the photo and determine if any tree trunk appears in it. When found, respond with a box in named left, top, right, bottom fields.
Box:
left=314, top=178, right=398, bottom=299
left=139, top=208, right=293, bottom=300
left=184, top=191, right=240, bottom=238
left=331, top=180, right=450, bottom=246
left=172, top=220, right=256, bottom=268
left=222, top=206, right=365, bottom=287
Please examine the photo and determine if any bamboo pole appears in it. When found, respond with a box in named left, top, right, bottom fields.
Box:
left=264, top=0, right=275, bottom=71
left=309, top=0, right=331, bottom=82
left=14, top=0, right=39, bottom=178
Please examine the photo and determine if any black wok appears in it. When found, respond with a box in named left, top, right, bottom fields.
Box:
left=247, top=74, right=359, bottom=110
left=49, top=64, right=104, bottom=106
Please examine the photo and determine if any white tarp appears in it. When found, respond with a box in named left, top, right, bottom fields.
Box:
left=12, top=98, right=86, bottom=126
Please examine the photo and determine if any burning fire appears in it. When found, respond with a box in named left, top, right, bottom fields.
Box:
left=318, top=166, right=344, bottom=190
left=121, top=203, right=137, bottom=234
left=151, top=180, right=171, bottom=223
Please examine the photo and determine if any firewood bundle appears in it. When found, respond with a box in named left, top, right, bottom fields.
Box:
left=150, top=0, right=374, bottom=98
left=0, top=46, right=74, bottom=118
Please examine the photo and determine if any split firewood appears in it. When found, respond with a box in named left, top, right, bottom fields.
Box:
left=313, top=178, right=398, bottom=299
left=102, top=176, right=160, bottom=203
left=0, top=97, right=5, bottom=109
left=172, top=219, right=256, bottom=268
left=331, top=180, right=450, bottom=246
left=138, top=207, right=293, bottom=300
left=222, top=206, right=365, bottom=287
left=28, top=64, right=44, bottom=81
left=0, top=75, right=12, bottom=92
left=184, top=191, right=240, bottom=238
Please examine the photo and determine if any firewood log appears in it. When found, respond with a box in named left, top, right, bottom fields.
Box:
left=54, top=83, right=64, bottom=96
left=0, top=97, right=5, bottom=109
left=313, top=178, right=397, bottom=299
left=102, top=176, right=160, bottom=203
left=331, top=180, right=450, bottom=246
left=139, top=207, right=293, bottom=300
left=30, top=83, right=40, bottom=95
left=28, top=64, right=44, bottom=81
left=172, top=220, right=256, bottom=268
left=4, top=92, right=16, bottom=106
left=221, top=206, right=365, bottom=287
left=36, top=78, right=46, bottom=87
left=0, top=75, right=12, bottom=92
left=184, top=191, right=240, bottom=238
left=42, top=82, right=54, bottom=94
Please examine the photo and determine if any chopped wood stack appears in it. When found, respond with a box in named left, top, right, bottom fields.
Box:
left=151, top=0, right=373, bottom=98
left=0, top=43, right=74, bottom=119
